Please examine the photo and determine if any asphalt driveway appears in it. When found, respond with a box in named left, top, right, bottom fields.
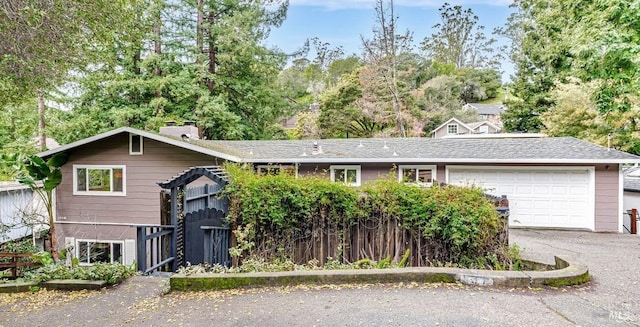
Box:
left=1, top=229, right=639, bottom=327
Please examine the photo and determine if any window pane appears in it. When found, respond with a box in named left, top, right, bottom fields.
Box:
left=113, top=169, right=124, bottom=192
left=90, top=242, right=111, bottom=263
left=77, top=168, right=87, bottom=191
left=78, top=241, right=89, bottom=263
left=333, top=169, right=345, bottom=182
left=131, top=135, right=141, bottom=153
left=346, top=169, right=357, bottom=183
left=402, top=168, right=417, bottom=183
left=112, top=243, right=123, bottom=263
left=88, top=169, right=111, bottom=191
left=417, top=169, right=433, bottom=183
left=281, top=167, right=295, bottom=176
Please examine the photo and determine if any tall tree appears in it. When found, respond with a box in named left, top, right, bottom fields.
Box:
left=58, top=0, right=291, bottom=142
left=421, top=3, right=501, bottom=69
left=361, top=0, right=414, bottom=137
left=0, top=0, right=139, bottom=147
left=500, top=0, right=639, bottom=153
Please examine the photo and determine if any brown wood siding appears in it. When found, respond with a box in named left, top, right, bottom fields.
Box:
left=57, top=223, right=136, bottom=242
left=298, top=163, right=441, bottom=184
left=594, top=164, right=620, bottom=232
left=56, top=134, right=220, bottom=234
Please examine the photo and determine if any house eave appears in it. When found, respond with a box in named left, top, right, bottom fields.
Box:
left=38, top=127, right=243, bottom=163
left=242, top=157, right=640, bottom=165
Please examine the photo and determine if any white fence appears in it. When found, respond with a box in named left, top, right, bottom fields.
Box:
left=0, top=182, right=47, bottom=243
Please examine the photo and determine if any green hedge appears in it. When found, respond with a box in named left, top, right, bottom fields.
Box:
left=223, top=165, right=512, bottom=269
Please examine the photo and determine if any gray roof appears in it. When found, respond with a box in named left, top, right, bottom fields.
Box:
left=624, top=166, right=640, bottom=192
left=195, top=136, right=640, bottom=164
left=466, top=103, right=505, bottom=115
left=39, top=127, right=640, bottom=165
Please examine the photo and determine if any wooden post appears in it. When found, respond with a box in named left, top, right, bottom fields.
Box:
left=632, top=209, right=638, bottom=235
left=171, top=187, right=178, bottom=271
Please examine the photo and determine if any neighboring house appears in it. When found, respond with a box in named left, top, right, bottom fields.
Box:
left=623, top=166, right=640, bottom=233
left=462, top=103, right=505, bottom=126
left=431, top=117, right=501, bottom=138
left=37, top=126, right=640, bottom=264
left=0, top=182, right=47, bottom=243
left=280, top=102, right=321, bottom=130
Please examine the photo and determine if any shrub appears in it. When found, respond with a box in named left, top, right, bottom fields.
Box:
left=223, top=165, right=513, bottom=269
left=22, top=262, right=137, bottom=284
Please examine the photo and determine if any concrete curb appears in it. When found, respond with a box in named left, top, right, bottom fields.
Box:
left=170, top=255, right=589, bottom=291
left=0, top=281, right=39, bottom=293
left=41, top=279, right=107, bottom=291
left=0, top=279, right=108, bottom=293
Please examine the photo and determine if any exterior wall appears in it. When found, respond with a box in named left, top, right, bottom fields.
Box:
left=433, top=124, right=472, bottom=139
left=0, top=183, right=47, bottom=242
left=55, top=134, right=220, bottom=246
left=594, top=164, right=620, bottom=232
left=298, top=163, right=445, bottom=184
left=624, top=191, right=640, bottom=212
left=445, top=163, right=620, bottom=232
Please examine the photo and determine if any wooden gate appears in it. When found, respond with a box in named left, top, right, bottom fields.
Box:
left=137, top=166, right=229, bottom=274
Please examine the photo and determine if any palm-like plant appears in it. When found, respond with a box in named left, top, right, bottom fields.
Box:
left=16, top=153, right=68, bottom=260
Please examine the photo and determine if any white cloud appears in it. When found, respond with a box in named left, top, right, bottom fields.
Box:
left=289, top=0, right=512, bottom=10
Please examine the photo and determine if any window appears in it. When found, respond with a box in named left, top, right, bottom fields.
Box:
left=447, top=124, right=458, bottom=134
left=129, top=133, right=143, bottom=155
left=257, top=165, right=296, bottom=176
left=479, top=125, right=489, bottom=133
left=76, top=240, right=123, bottom=265
left=74, top=165, right=126, bottom=196
left=398, top=165, right=436, bottom=187
left=330, top=165, right=361, bottom=186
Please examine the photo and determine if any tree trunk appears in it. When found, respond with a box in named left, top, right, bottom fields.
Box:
left=154, top=7, right=162, bottom=77
left=37, top=89, right=46, bottom=152
left=196, top=0, right=204, bottom=59
left=46, top=191, right=59, bottom=261
left=206, top=11, right=216, bottom=91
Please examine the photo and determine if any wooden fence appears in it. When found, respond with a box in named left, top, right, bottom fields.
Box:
left=244, top=196, right=510, bottom=267
left=0, top=252, right=41, bottom=279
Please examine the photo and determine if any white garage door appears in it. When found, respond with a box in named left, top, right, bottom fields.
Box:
left=447, top=166, right=595, bottom=230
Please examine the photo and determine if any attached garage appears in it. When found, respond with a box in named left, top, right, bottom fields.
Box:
left=447, top=166, right=595, bottom=230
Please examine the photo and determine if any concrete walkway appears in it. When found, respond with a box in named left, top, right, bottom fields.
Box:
left=1, top=229, right=639, bottom=326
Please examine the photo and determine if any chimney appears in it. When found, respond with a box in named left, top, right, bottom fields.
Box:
left=159, top=122, right=201, bottom=140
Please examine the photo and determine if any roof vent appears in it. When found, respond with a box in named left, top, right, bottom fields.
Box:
left=383, top=141, right=389, bottom=149
left=312, top=141, right=323, bottom=155
left=358, top=141, right=364, bottom=148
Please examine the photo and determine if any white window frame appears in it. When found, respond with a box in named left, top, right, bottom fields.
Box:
left=479, top=125, right=489, bottom=133
left=330, top=165, right=361, bottom=186
left=447, top=124, right=458, bottom=134
left=256, top=164, right=297, bottom=177
left=75, top=239, right=125, bottom=265
left=73, top=165, right=127, bottom=196
left=398, top=165, right=437, bottom=187
left=129, top=133, right=143, bottom=155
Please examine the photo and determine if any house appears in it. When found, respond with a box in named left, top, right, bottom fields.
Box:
left=0, top=182, right=47, bottom=244
left=37, top=126, right=640, bottom=265
left=431, top=117, right=502, bottom=138
left=462, top=103, right=505, bottom=126
left=623, top=165, right=640, bottom=233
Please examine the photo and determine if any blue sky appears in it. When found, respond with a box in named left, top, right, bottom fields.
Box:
left=267, top=0, right=514, bottom=81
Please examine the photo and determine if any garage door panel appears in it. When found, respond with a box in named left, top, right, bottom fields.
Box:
left=448, top=167, right=594, bottom=230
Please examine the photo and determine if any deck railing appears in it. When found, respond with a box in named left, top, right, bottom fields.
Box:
left=135, top=225, right=176, bottom=274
